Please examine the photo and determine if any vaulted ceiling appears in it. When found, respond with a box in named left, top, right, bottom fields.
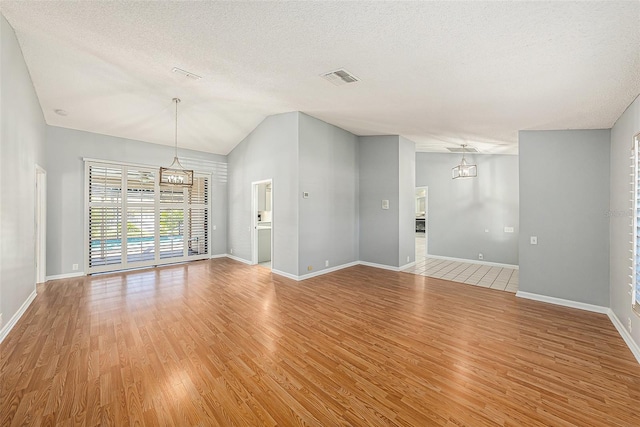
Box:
left=1, top=1, right=638, bottom=155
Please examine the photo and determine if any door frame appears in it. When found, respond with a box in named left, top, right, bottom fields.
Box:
left=251, top=179, right=273, bottom=266
left=415, top=186, right=428, bottom=256
left=35, top=165, right=47, bottom=283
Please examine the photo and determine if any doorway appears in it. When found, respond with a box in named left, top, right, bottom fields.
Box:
left=415, top=186, right=428, bottom=260
left=35, top=165, right=47, bottom=283
left=251, top=179, right=273, bottom=269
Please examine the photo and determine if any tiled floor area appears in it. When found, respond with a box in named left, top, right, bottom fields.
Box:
left=405, top=235, right=519, bottom=293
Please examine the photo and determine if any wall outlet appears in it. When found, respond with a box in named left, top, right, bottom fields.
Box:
left=628, top=317, right=633, bottom=333
left=230, top=248, right=233, bottom=254
left=485, top=229, right=489, bottom=233
left=72, top=264, right=79, bottom=271
left=213, top=225, right=217, bottom=230
left=530, top=236, right=538, bottom=245
left=303, top=192, right=309, bottom=198
left=504, top=227, right=514, bottom=233
left=308, top=266, right=313, bottom=271
left=325, top=260, right=329, bottom=267
left=381, top=200, right=389, bottom=210
left=406, top=255, right=410, bottom=263
left=478, top=253, right=484, bottom=260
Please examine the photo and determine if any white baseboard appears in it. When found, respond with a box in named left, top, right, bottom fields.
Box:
left=0, top=289, right=37, bottom=344
left=607, top=310, right=640, bottom=364
left=225, top=254, right=252, bottom=265
left=271, top=269, right=299, bottom=281
left=45, top=271, right=85, bottom=281
left=210, top=254, right=227, bottom=259
left=358, top=261, right=401, bottom=272
left=515, top=291, right=609, bottom=314
left=399, top=261, right=416, bottom=270
left=515, top=291, right=640, bottom=365
left=296, top=262, right=360, bottom=281
left=425, top=254, right=519, bottom=270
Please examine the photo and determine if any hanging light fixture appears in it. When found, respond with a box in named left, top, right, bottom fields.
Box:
left=451, top=144, right=477, bottom=179
left=160, top=98, right=194, bottom=186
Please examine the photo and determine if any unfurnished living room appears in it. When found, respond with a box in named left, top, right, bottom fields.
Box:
left=1, top=1, right=640, bottom=426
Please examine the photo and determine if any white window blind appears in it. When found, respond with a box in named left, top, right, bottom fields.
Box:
left=632, top=135, right=640, bottom=312
left=86, top=161, right=210, bottom=274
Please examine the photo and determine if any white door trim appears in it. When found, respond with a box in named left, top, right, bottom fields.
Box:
left=35, top=165, right=47, bottom=284
left=251, top=179, right=273, bottom=266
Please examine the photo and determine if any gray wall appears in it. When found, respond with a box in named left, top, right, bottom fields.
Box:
left=227, top=112, right=299, bottom=276
left=519, top=129, right=610, bottom=306
left=398, top=136, right=416, bottom=267
left=610, top=95, right=640, bottom=347
left=416, top=152, right=519, bottom=265
left=359, top=136, right=399, bottom=266
left=0, top=14, right=46, bottom=327
left=45, top=126, right=228, bottom=276
left=359, top=136, right=411, bottom=268
left=298, top=113, right=359, bottom=276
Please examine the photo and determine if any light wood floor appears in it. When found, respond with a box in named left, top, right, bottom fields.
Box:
left=2, top=259, right=640, bottom=426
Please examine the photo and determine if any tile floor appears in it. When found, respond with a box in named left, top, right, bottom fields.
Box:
left=404, top=235, right=519, bottom=293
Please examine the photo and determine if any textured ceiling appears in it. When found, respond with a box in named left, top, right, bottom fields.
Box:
left=1, top=1, right=638, bottom=155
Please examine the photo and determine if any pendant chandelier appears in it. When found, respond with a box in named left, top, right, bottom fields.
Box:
left=159, top=98, right=194, bottom=186
left=451, top=144, right=477, bottom=179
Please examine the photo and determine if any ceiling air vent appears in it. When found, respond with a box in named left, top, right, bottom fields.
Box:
left=321, top=68, right=360, bottom=86
left=446, top=146, right=479, bottom=153
left=172, top=67, right=202, bottom=81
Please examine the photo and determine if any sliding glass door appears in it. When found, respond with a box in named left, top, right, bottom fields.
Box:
left=86, top=161, right=210, bottom=274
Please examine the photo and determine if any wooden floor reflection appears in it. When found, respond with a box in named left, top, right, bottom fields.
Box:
left=1, top=258, right=639, bottom=426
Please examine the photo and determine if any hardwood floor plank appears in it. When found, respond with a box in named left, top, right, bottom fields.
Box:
left=2, top=259, right=640, bottom=426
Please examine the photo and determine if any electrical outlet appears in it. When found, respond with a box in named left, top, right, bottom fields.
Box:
left=530, top=236, right=538, bottom=245
left=213, top=225, right=217, bottom=230
left=504, top=226, right=514, bottom=233
left=406, top=255, right=410, bottom=263
left=381, top=200, right=389, bottom=210
left=478, top=253, right=483, bottom=260
left=325, top=260, right=329, bottom=267
left=230, top=248, right=233, bottom=254
left=72, top=264, right=79, bottom=271
left=628, top=317, right=633, bottom=333
left=308, top=266, right=313, bottom=271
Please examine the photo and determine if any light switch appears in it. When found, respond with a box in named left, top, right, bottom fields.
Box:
left=504, top=227, right=514, bottom=233
left=530, top=236, right=538, bottom=245
left=382, top=200, right=389, bottom=210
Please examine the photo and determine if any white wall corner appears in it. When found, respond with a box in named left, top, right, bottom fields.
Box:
left=0, top=289, right=37, bottom=344
left=607, top=310, right=640, bottom=364
left=271, top=269, right=300, bottom=281
left=516, top=291, right=640, bottom=365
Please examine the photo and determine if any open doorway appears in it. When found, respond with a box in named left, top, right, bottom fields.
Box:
left=415, top=186, right=428, bottom=261
left=251, top=179, right=273, bottom=269
left=35, top=165, right=47, bottom=283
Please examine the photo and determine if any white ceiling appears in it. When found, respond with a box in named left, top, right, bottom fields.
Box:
left=1, top=1, right=638, bottom=155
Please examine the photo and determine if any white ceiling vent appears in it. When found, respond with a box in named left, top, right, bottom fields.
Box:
left=446, top=146, right=479, bottom=153
left=172, top=67, right=202, bottom=81
left=321, top=68, right=359, bottom=86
